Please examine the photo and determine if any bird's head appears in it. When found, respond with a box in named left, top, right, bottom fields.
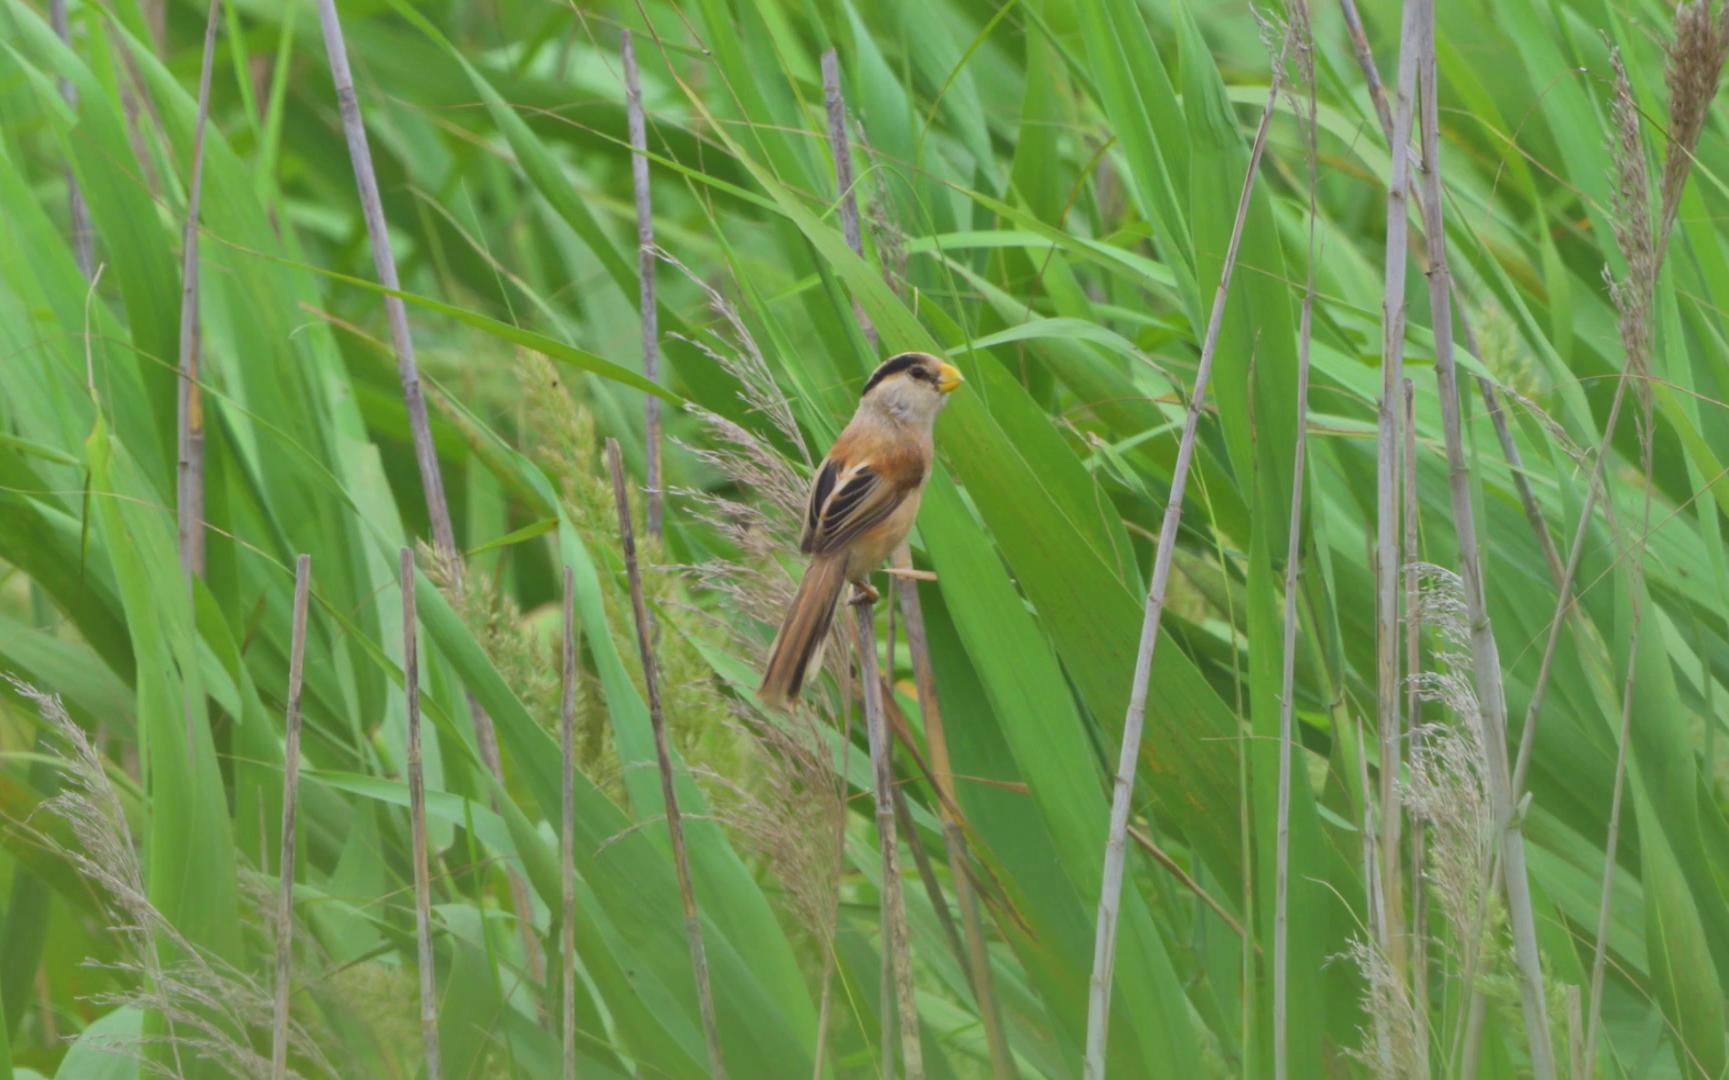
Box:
left=859, top=352, right=964, bottom=426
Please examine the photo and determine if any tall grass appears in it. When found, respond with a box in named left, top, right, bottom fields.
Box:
left=2, top=0, right=1728, bottom=1077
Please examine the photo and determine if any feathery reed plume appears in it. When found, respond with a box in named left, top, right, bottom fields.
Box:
left=606, top=439, right=726, bottom=1077
left=560, top=566, right=578, bottom=1080
left=1084, top=39, right=1286, bottom=1079
left=175, top=0, right=219, bottom=583
left=400, top=548, right=442, bottom=1080
left=1270, top=3, right=1316, bottom=1075
left=8, top=677, right=332, bottom=1078
left=1412, top=3, right=1555, bottom=1070
left=271, top=555, right=312, bottom=1080
left=49, top=0, right=93, bottom=278
left=853, top=598, right=923, bottom=1079
left=1659, top=1, right=1729, bottom=244
left=1340, top=934, right=1425, bottom=1078
left=622, top=30, right=663, bottom=540
left=1584, top=45, right=1661, bottom=1074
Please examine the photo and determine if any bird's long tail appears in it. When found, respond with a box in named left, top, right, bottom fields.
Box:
left=760, top=555, right=848, bottom=709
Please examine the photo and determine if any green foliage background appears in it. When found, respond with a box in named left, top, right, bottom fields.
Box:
left=0, top=0, right=1726, bottom=1076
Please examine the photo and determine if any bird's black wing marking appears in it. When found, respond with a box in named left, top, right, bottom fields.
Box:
left=801, top=459, right=840, bottom=554
left=810, top=467, right=903, bottom=555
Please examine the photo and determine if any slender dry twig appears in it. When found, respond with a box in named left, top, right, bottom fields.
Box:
left=822, top=49, right=878, bottom=352
left=622, top=31, right=662, bottom=540
left=605, top=439, right=725, bottom=1077
left=1401, top=379, right=1430, bottom=1076
left=1412, top=4, right=1555, bottom=1072
left=49, top=0, right=93, bottom=278
left=313, top=0, right=540, bottom=982
left=270, top=554, right=312, bottom=1080
left=400, top=548, right=442, bottom=1080
left=853, top=597, right=923, bottom=1080
left=560, top=565, right=578, bottom=1080
left=1084, top=53, right=1285, bottom=1079
left=1373, top=0, right=1425, bottom=998
left=176, top=0, right=220, bottom=581
left=1273, top=4, right=1316, bottom=1074
left=1337, top=0, right=1564, bottom=592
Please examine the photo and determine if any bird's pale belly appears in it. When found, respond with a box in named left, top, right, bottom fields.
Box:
left=843, top=486, right=924, bottom=581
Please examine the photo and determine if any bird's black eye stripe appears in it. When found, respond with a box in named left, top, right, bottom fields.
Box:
left=862, top=353, right=923, bottom=396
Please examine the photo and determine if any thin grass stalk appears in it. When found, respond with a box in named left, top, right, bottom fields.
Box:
left=560, top=566, right=578, bottom=1080
left=891, top=785, right=964, bottom=965
left=622, top=31, right=662, bottom=541
left=605, top=439, right=725, bottom=1078
left=1337, top=0, right=1564, bottom=591
left=1412, top=7, right=1555, bottom=1072
left=1083, top=60, right=1285, bottom=1079
left=1273, top=5, right=1317, bottom=1074
left=270, top=554, right=311, bottom=1080
left=853, top=597, right=923, bottom=1080
left=821, top=48, right=877, bottom=352
left=175, top=0, right=220, bottom=582
left=401, top=547, right=442, bottom=1080
left=49, top=0, right=93, bottom=278
left=1401, top=378, right=1430, bottom=1075
left=312, top=0, right=540, bottom=983
left=1373, top=0, right=1426, bottom=993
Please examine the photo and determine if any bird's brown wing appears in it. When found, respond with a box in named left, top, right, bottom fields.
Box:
left=800, top=458, right=910, bottom=556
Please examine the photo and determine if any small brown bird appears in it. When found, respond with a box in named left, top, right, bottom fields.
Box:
left=759, top=352, right=964, bottom=708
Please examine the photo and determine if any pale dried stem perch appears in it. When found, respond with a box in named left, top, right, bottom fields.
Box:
left=560, top=566, right=578, bottom=1080
left=313, top=0, right=540, bottom=985
left=853, top=597, right=923, bottom=1079
left=401, top=548, right=442, bottom=1080
left=1083, top=56, right=1285, bottom=1079
left=176, top=0, right=220, bottom=582
left=622, top=31, right=662, bottom=540
left=1412, top=4, right=1555, bottom=1071
left=270, top=554, right=311, bottom=1080
left=606, top=439, right=725, bottom=1078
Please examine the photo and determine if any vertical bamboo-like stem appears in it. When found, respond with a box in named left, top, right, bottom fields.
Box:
left=176, top=0, right=220, bottom=583
left=401, top=548, right=442, bottom=1080
left=559, top=566, right=578, bottom=1080
left=1412, top=7, right=1555, bottom=1073
left=49, top=0, right=93, bottom=279
left=1338, top=0, right=1564, bottom=594
left=605, top=439, right=725, bottom=1077
left=1373, top=0, right=1425, bottom=991
left=270, top=554, right=311, bottom=1080
left=853, top=597, right=923, bottom=1080
left=1273, top=10, right=1317, bottom=1074
left=313, top=0, right=540, bottom=984
left=1083, top=66, right=1284, bottom=1079
left=1401, top=378, right=1429, bottom=1075
left=821, top=49, right=878, bottom=352
left=621, top=31, right=662, bottom=541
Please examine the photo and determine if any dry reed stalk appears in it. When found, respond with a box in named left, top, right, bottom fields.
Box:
left=400, top=547, right=442, bottom=1080
left=822, top=49, right=878, bottom=352
left=1372, top=0, right=1425, bottom=996
left=622, top=31, right=662, bottom=540
left=313, top=0, right=541, bottom=984
left=49, top=0, right=93, bottom=278
left=270, top=555, right=312, bottom=1080
left=176, top=0, right=220, bottom=583
left=1401, top=378, right=1429, bottom=1075
left=1272, top=5, right=1316, bottom=1074
left=1337, top=0, right=1565, bottom=592
left=1412, top=4, right=1555, bottom=1072
left=605, top=439, right=725, bottom=1077
left=1083, top=55, right=1285, bottom=1078
left=560, top=566, right=578, bottom=1080
left=852, top=598, right=923, bottom=1079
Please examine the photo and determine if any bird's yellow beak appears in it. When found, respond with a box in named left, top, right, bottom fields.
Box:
left=937, top=362, right=965, bottom=394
